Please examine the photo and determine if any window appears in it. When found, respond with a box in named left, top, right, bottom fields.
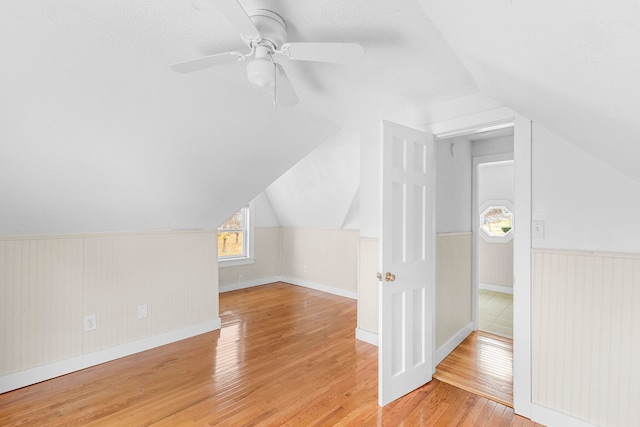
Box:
left=218, top=203, right=254, bottom=266
left=480, top=205, right=513, bottom=240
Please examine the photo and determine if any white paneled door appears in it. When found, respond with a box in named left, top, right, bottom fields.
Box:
left=378, top=120, right=435, bottom=406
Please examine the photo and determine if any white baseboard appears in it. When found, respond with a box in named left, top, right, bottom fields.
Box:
left=355, top=328, right=378, bottom=346
left=279, top=276, right=358, bottom=300
left=479, top=282, right=514, bottom=294
left=530, top=403, right=598, bottom=427
left=0, top=319, right=221, bottom=394
left=219, top=276, right=281, bottom=293
left=435, top=321, right=473, bottom=365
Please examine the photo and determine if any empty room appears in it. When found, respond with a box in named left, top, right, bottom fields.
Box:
left=1, top=1, right=639, bottom=426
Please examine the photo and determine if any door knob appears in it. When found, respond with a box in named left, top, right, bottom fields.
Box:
left=385, top=272, right=396, bottom=282
left=376, top=272, right=383, bottom=281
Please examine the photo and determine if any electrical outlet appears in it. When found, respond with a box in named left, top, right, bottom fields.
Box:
left=138, top=304, right=148, bottom=319
left=303, top=265, right=308, bottom=273
left=84, top=314, right=96, bottom=331
left=238, top=274, right=243, bottom=282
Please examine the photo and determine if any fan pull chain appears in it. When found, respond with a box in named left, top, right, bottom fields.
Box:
left=269, top=52, right=279, bottom=106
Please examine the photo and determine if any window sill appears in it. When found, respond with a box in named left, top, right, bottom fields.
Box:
left=219, top=257, right=255, bottom=268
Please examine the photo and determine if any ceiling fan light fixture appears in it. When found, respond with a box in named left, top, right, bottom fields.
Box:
left=247, top=58, right=275, bottom=87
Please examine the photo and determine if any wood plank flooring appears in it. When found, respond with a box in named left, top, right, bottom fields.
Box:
left=434, top=331, right=514, bottom=407
left=0, top=282, right=542, bottom=426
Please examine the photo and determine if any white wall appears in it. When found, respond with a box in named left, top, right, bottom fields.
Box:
left=436, top=137, right=472, bottom=233
left=359, top=125, right=380, bottom=238
left=477, top=161, right=514, bottom=208
left=433, top=136, right=474, bottom=358
left=472, top=134, right=514, bottom=157
left=264, top=131, right=360, bottom=230
left=532, top=123, right=640, bottom=253
left=253, top=192, right=281, bottom=227
left=529, top=122, right=640, bottom=426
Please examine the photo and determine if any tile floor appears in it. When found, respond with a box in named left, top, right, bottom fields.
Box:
left=478, top=289, right=513, bottom=339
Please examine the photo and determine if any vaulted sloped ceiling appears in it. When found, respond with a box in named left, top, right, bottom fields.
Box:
left=6, top=1, right=637, bottom=236
left=264, top=130, right=360, bottom=229
left=419, top=0, right=640, bottom=181
left=0, top=0, right=477, bottom=235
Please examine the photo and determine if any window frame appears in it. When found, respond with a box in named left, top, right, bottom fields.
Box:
left=479, top=200, right=514, bottom=243
left=218, top=201, right=255, bottom=267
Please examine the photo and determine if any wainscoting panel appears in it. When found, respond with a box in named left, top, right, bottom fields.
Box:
left=357, top=237, right=379, bottom=337
left=83, top=232, right=218, bottom=354
left=0, top=237, right=84, bottom=374
left=436, top=232, right=472, bottom=351
left=532, top=248, right=640, bottom=427
left=478, top=238, right=513, bottom=289
left=0, top=231, right=219, bottom=382
left=280, top=227, right=358, bottom=293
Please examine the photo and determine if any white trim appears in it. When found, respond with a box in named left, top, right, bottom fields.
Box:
left=429, top=107, right=532, bottom=419
left=428, top=107, right=516, bottom=137
left=355, top=328, right=378, bottom=346
left=0, top=319, right=221, bottom=394
left=435, top=231, right=472, bottom=237
left=219, top=276, right=281, bottom=293
left=512, top=115, right=532, bottom=417
left=531, top=404, right=598, bottom=427
left=478, top=282, right=514, bottom=294
left=218, top=257, right=255, bottom=268
left=220, top=276, right=358, bottom=300
left=532, top=247, right=640, bottom=260
left=435, top=321, right=473, bottom=365
left=279, top=276, right=358, bottom=300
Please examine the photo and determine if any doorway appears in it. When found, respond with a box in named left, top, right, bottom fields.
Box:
left=434, top=124, right=515, bottom=406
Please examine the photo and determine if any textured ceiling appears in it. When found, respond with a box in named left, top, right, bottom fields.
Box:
left=420, top=0, right=640, bottom=181
left=0, top=0, right=477, bottom=234
left=6, top=1, right=637, bottom=235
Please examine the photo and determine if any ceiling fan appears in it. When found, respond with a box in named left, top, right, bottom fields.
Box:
left=171, top=0, right=365, bottom=107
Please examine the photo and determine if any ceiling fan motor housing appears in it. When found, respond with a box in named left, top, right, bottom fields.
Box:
left=241, top=9, right=287, bottom=49
left=243, top=9, right=287, bottom=88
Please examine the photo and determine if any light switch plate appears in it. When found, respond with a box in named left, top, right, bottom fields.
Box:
left=532, top=220, right=545, bottom=238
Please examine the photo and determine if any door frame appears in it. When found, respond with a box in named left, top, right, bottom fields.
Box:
left=428, top=108, right=532, bottom=417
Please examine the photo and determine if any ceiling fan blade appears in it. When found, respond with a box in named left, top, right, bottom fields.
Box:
left=280, top=43, right=364, bottom=64
left=170, top=51, right=244, bottom=73
left=214, top=0, right=260, bottom=39
left=275, top=64, right=298, bottom=107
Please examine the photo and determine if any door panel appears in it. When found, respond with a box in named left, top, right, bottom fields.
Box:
left=379, top=120, right=435, bottom=406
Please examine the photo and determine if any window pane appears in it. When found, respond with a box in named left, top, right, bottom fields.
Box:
left=218, top=209, right=244, bottom=230
left=218, top=230, right=244, bottom=257
left=218, top=206, right=249, bottom=260
left=481, top=206, right=513, bottom=236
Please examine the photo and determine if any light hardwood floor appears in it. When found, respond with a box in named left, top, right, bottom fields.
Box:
left=0, top=282, right=541, bottom=426
left=435, top=331, right=514, bottom=407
